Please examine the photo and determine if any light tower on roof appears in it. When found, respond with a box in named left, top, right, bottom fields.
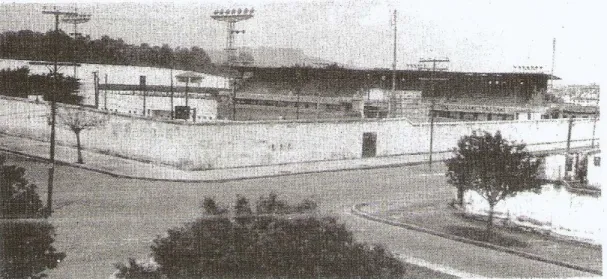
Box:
left=211, top=8, right=255, bottom=65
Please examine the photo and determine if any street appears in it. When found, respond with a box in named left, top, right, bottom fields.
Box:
left=3, top=153, right=597, bottom=278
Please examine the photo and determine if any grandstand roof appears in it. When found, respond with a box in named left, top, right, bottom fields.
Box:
left=237, top=65, right=560, bottom=80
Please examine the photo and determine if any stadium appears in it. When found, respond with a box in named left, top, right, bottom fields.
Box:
left=227, top=65, right=560, bottom=121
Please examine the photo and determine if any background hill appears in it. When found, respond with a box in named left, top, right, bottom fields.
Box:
left=206, top=47, right=341, bottom=68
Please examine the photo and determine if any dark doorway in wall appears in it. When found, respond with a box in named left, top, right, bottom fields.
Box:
left=362, top=132, right=377, bottom=158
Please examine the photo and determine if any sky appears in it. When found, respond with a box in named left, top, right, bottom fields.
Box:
left=0, top=0, right=604, bottom=84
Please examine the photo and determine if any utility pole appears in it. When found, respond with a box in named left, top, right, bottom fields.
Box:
left=591, top=97, right=599, bottom=148
left=92, top=71, right=99, bottom=108
left=231, top=77, right=237, bottom=120
left=42, top=7, right=77, bottom=218
left=170, top=67, right=174, bottom=119
left=565, top=116, right=573, bottom=154
left=140, top=75, right=147, bottom=116
left=296, top=68, right=301, bottom=120
left=428, top=100, right=435, bottom=170
left=390, top=10, right=397, bottom=118
left=419, top=58, right=449, bottom=97
left=104, top=74, right=108, bottom=111
left=185, top=79, right=189, bottom=108
left=419, top=58, right=449, bottom=169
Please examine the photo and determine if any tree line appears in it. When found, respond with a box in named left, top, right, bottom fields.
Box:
left=0, top=67, right=81, bottom=105
left=0, top=30, right=217, bottom=74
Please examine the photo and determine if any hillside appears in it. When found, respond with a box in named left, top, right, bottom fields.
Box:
left=206, top=47, right=339, bottom=68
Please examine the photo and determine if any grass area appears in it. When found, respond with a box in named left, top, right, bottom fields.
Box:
left=2, top=152, right=454, bottom=278
left=374, top=202, right=602, bottom=273
left=445, top=225, right=528, bottom=248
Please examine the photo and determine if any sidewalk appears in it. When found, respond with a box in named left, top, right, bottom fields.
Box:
left=0, top=133, right=450, bottom=182
left=0, top=133, right=595, bottom=182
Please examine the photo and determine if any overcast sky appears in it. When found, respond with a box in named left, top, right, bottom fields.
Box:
left=0, top=0, right=603, bottom=84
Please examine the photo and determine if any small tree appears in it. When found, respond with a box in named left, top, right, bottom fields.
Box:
left=58, top=108, right=108, bottom=164
left=445, top=131, right=542, bottom=235
left=0, top=155, right=44, bottom=218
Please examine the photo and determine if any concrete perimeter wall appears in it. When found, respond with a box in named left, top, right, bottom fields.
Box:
left=0, top=96, right=598, bottom=170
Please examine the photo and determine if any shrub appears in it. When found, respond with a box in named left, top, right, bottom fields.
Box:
left=0, top=220, right=66, bottom=278
left=0, top=155, right=44, bottom=218
left=116, top=195, right=405, bottom=278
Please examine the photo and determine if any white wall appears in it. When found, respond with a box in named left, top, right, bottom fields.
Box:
left=0, top=96, right=599, bottom=170
left=541, top=154, right=566, bottom=180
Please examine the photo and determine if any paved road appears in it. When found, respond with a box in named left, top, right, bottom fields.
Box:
left=3, top=153, right=598, bottom=278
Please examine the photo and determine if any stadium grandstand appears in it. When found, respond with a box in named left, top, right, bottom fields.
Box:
left=236, top=66, right=557, bottom=101
left=229, top=65, right=560, bottom=121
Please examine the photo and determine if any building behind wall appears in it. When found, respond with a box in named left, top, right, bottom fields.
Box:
left=430, top=103, right=548, bottom=121
left=98, top=84, right=219, bottom=121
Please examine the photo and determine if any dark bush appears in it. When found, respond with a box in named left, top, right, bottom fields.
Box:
left=0, top=220, right=66, bottom=278
left=0, top=155, right=44, bottom=218
left=117, top=195, right=405, bottom=278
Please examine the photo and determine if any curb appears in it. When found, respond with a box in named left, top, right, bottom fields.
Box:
left=0, top=146, right=438, bottom=183
left=350, top=203, right=602, bottom=276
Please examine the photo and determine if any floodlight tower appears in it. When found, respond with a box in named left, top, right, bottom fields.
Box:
left=62, top=9, right=91, bottom=78
left=211, top=8, right=255, bottom=120
left=211, top=8, right=255, bottom=65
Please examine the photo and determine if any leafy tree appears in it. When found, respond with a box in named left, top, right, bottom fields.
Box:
left=0, top=220, right=66, bottom=279
left=116, top=195, right=405, bottom=278
left=445, top=131, right=542, bottom=235
left=57, top=108, right=108, bottom=164
left=0, top=155, right=44, bottom=218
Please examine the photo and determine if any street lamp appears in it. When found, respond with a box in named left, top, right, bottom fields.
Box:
left=176, top=72, right=203, bottom=121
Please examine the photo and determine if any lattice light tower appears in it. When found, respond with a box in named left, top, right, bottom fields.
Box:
left=211, top=8, right=255, bottom=65
left=62, top=10, right=91, bottom=78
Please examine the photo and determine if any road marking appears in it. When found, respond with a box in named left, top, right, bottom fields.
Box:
left=396, top=253, right=486, bottom=278
left=418, top=173, right=445, bottom=177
